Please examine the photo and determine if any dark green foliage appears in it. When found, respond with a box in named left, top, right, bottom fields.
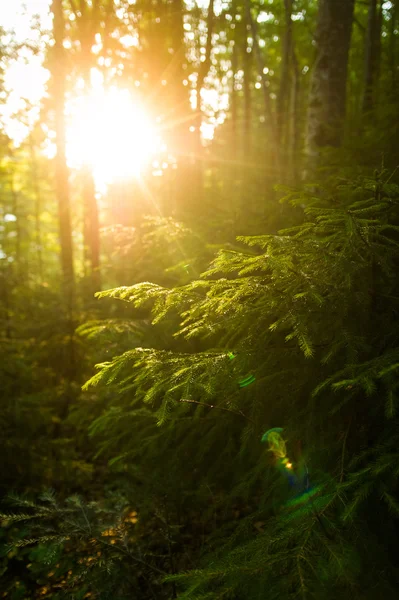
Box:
left=1, top=491, right=175, bottom=599
left=74, top=171, right=399, bottom=598
left=5, top=171, right=399, bottom=598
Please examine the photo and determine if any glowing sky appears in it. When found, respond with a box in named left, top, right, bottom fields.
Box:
left=0, top=0, right=51, bottom=143
left=0, top=0, right=226, bottom=155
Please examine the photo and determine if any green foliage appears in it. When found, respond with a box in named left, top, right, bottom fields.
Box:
left=1, top=491, right=173, bottom=599
left=7, top=171, right=396, bottom=598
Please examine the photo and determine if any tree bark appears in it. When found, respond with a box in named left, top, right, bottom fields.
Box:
left=363, top=0, right=382, bottom=113
left=82, top=166, right=101, bottom=293
left=278, top=0, right=293, bottom=148
left=305, top=0, right=355, bottom=169
left=51, top=0, right=75, bottom=303
left=69, top=0, right=102, bottom=296
left=195, top=0, right=215, bottom=147
left=10, top=177, right=22, bottom=279
left=244, top=0, right=279, bottom=174
left=231, top=2, right=238, bottom=159
left=169, top=0, right=192, bottom=158
left=242, top=14, right=252, bottom=159
left=288, top=46, right=300, bottom=182
left=389, top=0, right=398, bottom=96
left=167, top=0, right=195, bottom=216
left=193, top=0, right=215, bottom=200
left=29, top=136, right=43, bottom=282
left=51, top=0, right=76, bottom=392
left=230, top=0, right=239, bottom=231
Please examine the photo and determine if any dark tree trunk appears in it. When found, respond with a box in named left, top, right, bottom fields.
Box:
left=195, top=0, right=215, bottom=149
left=306, top=0, right=355, bottom=168
left=244, top=0, right=279, bottom=174
left=71, top=0, right=102, bottom=296
left=231, top=1, right=238, bottom=160
left=278, top=0, right=293, bottom=148
left=389, top=0, right=398, bottom=95
left=29, top=136, right=43, bottom=282
left=242, top=18, right=252, bottom=159
left=230, top=0, right=239, bottom=231
left=363, top=0, right=382, bottom=113
left=82, top=166, right=101, bottom=294
left=52, top=0, right=75, bottom=301
left=51, top=0, right=76, bottom=392
left=193, top=0, right=215, bottom=202
left=167, top=0, right=195, bottom=216
left=288, top=46, right=300, bottom=182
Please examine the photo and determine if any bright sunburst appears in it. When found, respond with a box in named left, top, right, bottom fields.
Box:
left=66, top=86, right=165, bottom=186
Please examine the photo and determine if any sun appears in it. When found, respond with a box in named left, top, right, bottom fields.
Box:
left=66, top=86, right=165, bottom=186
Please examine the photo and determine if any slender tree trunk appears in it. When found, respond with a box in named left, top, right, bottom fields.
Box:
left=288, top=47, right=300, bottom=182
left=363, top=0, right=382, bottom=113
left=305, top=0, right=355, bottom=170
left=193, top=0, right=215, bottom=201
left=242, top=18, right=252, bottom=159
left=10, top=177, right=22, bottom=279
left=244, top=0, right=279, bottom=175
left=168, top=0, right=194, bottom=216
left=51, top=0, right=76, bottom=391
left=168, top=0, right=192, bottom=154
left=231, top=3, right=238, bottom=160
left=278, top=0, right=293, bottom=150
left=1, top=269, right=12, bottom=339
left=82, top=166, right=101, bottom=293
left=29, top=136, right=43, bottom=282
left=375, top=1, right=383, bottom=89
left=195, top=0, right=215, bottom=148
left=230, top=0, right=239, bottom=233
left=73, top=0, right=102, bottom=297
left=52, top=0, right=75, bottom=302
left=389, top=0, right=398, bottom=95
left=240, top=7, right=253, bottom=220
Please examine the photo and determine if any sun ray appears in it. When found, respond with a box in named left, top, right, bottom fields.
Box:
left=66, top=85, right=166, bottom=187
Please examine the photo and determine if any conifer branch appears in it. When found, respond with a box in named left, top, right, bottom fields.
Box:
left=179, top=399, right=255, bottom=424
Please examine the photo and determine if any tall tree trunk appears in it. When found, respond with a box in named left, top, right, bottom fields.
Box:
left=195, top=0, right=215, bottom=147
left=244, top=0, right=279, bottom=176
left=231, top=2, right=238, bottom=161
left=242, top=17, right=252, bottom=159
left=389, top=0, right=398, bottom=95
left=168, top=0, right=196, bottom=216
left=193, top=0, right=215, bottom=201
left=29, top=136, right=43, bottom=282
left=278, top=0, right=293, bottom=150
left=0, top=268, right=12, bottom=339
left=375, top=1, right=383, bottom=89
left=240, top=7, right=253, bottom=221
left=230, top=0, right=239, bottom=233
left=82, top=166, right=101, bottom=293
left=10, top=177, right=22, bottom=279
left=363, top=0, right=382, bottom=113
left=305, top=0, right=355, bottom=170
left=52, top=0, right=75, bottom=298
left=288, top=46, right=300, bottom=182
left=71, top=0, right=102, bottom=297
left=51, top=0, right=76, bottom=388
